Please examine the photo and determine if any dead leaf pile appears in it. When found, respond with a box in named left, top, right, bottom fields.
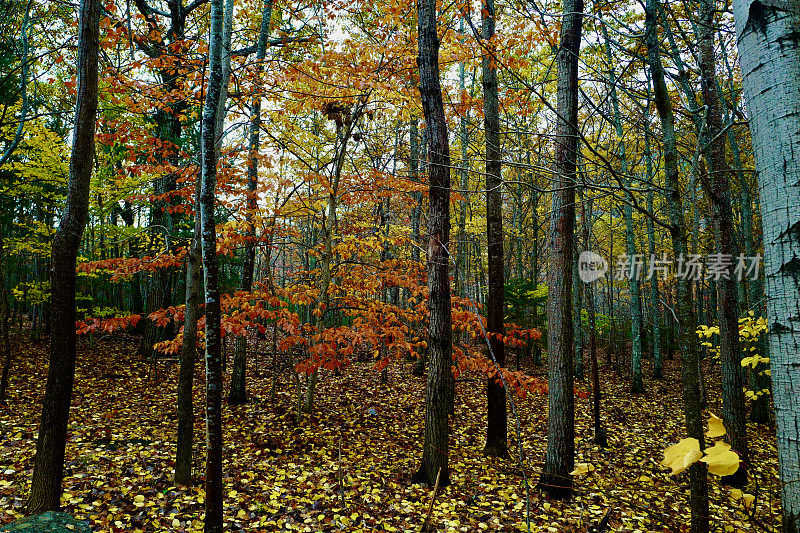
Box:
left=0, top=333, right=782, bottom=531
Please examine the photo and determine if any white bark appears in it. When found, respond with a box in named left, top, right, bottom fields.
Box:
left=213, top=0, right=235, bottom=157
left=733, top=1, right=800, bottom=529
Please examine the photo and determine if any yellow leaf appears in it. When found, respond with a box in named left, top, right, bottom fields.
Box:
left=730, top=488, right=743, bottom=500
left=662, top=438, right=702, bottom=475
left=742, top=493, right=755, bottom=509
left=706, top=413, right=727, bottom=439
left=133, top=495, right=145, bottom=503
left=569, top=463, right=595, bottom=476
left=700, top=441, right=741, bottom=476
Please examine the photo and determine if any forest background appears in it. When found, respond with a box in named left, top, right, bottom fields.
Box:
left=0, top=0, right=799, bottom=531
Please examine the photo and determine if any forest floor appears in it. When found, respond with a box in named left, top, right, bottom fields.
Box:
left=0, top=331, right=782, bottom=532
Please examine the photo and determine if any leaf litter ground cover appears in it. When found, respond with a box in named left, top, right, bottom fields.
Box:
left=0, top=333, right=782, bottom=532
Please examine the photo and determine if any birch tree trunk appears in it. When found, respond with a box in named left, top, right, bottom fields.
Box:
left=732, top=0, right=800, bottom=528
left=539, top=0, right=582, bottom=499
left=27, top=0, right=100, bottom=512
left=413, top=0, right=454, bottom=486
left=200, top=0, right=226, bottom=527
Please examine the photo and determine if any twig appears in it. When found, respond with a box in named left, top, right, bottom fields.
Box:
left=421, top=467, right=442, bottom=533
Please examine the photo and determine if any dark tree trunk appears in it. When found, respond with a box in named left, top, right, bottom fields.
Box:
left=573, top=240, right=584, bottom=380
left=0, top=219, right=11, bottom=402
left=413, top=0, right=454, bottom=487
left=582, top=198, right=606, bottom=447
left=481, top=0, right=508, bottom=459
left=135, top=0, right=189, bottom=360
left=27, top=0, right=100, bottom=513
left=455, top=34, right=471, bottom=300
left=200, top=0, right=226, bottom=528
left=410, top=130, right=429, bottom=374
left=175, top=177, right=201, bottom=486
left=229, top=0, right=274, bottom=406
left=697, top=0, right=749, bottom=488
left=410, top=118, right=428, bottom=376
left=538, top=0, right=582, bottom=500
left=645, top=0, right=709, bottom=530
left=531, top=189, right=541, bottom=366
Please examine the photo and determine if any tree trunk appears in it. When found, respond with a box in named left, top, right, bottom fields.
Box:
left=643, top=100, right=662, bottom=379
left=538, top=0, right=582, bottom=500
left=645, top=0, right=709, bottom=530
left=410, top=118, right=427, bottom=377
left=531, top=188, right=541, bottom=366
left=0, top=219, right=11, bottom=402
left=723, top=57, right=771, bottom=423
left=600, top=19, right=644, bottom=393
left=573, top=238, right=584, bottom=380
left=697, top=0, right=750, bottom=488
left=454, top=19, right=469, bottom=300
left=582, top=198, right=606, bottom=447
left=175, top=176, right=201, bottom=486
left=27, top=0, right=99, bottom=512
left=413, top=0, right=454, bottom=487
left=229, top=0, right=274, bottom=406
left=199, top=0, right=226, bottom=527
left=732, top=0, right=800, bottom=528
left=481, top=0, right=508, bottom=459
left=136, top=1, right=189, bottom=361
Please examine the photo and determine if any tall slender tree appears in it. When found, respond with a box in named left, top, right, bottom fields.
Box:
left=696, top=0, right=749, bottom=488
left=481, top=0, right=508, bottom=459
left=539, top=0, right=583, bottom=500
left=0, top=219, right=11, bottom=402
left=600, top=16, right=644, bottom=393
left=413, top=0, right=454, bottom=486
left=134, top=0, right=192, bottom=360
left=732, top=0, right=800, bottom=529
left=645, top=0, right=709, bottom=530
left=643, top=91, right=662, bottom=379
left=27, top=0, right=100, bottom=513
left=199, top=0, right=226, bottom=527
left=229, top=0, right=275, bottom=406
left=175, top=166, right=201, bottom=486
